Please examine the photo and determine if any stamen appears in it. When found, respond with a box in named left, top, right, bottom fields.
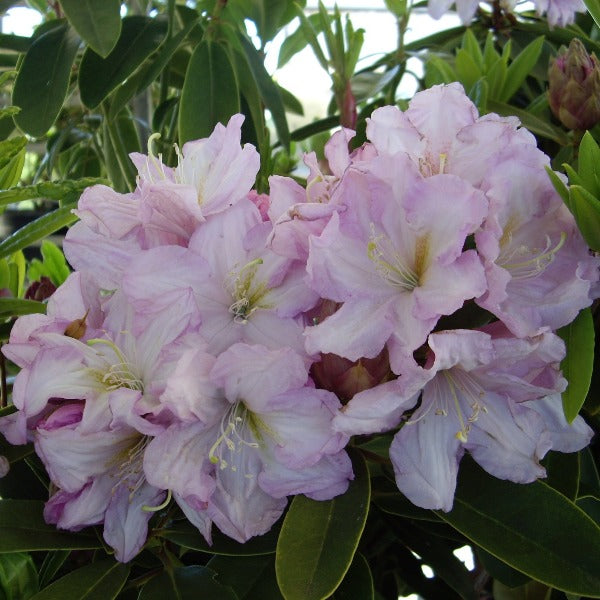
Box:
left=367, top=225, right=420, bottom=291
left=224, top=259, right=271, bottom=323
left=142, top=489, right=172, bottom=512
left=87, top=338, right=144, bottom=392
left=499, top=232, right=567, bottom=280
left=145, top=133, right=168, bottom=183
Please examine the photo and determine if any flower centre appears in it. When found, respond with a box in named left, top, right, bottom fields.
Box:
left=419, top=152, right=447, bottom=177
left=109, top=434, right=150, bottom=502
left=225, top=259, right=271, bottom=324
left=367, top=225, right=425, bottom=291
left=87, top=338, right=144, bottom=393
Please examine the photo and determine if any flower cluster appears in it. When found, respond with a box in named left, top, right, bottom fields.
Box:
left=1, top=84, right=596, bottom=562
left=428, top=0, right=586, bottom=28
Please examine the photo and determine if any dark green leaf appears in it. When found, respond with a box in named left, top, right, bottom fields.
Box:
left=275, top=450, right=370, bottom=600
left=499, top=36, right=544, bottom=103
left=0, top=178, right=103, bottom=208
left=277, top=13, right=322, bottom=68
left=12, top=22, right=80, bottom=138
left=38, top=551, right=70, bottom=589
left=101, top=110, right=139, bottom=193
left=0, top=298, right=46, bottom=319
left=160, top=519, right=281, bottom=555
left=558, top=308, right=595, bottom=423
left=584, top=0, right=600, bottom=30
left=138, top=566, right=237, bottom=600
left=543, top=451, right=580, bottom=499
left=568, top=185, right=600, bottom=250
left=290, top=116, right=339, bottom=142
left=59, top=0, right=121, bottom=57
left=438, top=459, right=600, bottom=597
left=236, top=33, right=289, bottom=148
left=0, top=552, right=39, bottom=600
left=278, top=84, right=304, bottom=116
left=30, top=560, right=129, bottom=600
left=0, top=33, right=31, bottom=53
left=0, top=205, right=78, bottom=259
left=0, top=500, right=101, bottom=552
left=577, top=496, right=600, bottom=524
left=178, top=40, right=239, bottom=145
left=208, top=554, right=283, bottom=599
left=373, top=491, right=441, bottom=521
left=79, top=16, right=168, bottom=109
left=332, top=552, right=373, bottom=600
left=477, top=548, right=531, bottom=589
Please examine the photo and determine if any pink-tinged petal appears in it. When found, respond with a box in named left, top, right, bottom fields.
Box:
left=267, top=175, right=306, bottom=223
left=366, top=105, right=424, bottom=156
left=243, top=311, right=308, bottom=357
left=260, top=388, right=347, bottom=469
left=390, top=408, right=464, bottom=512
left=305, top=298, right=394, bottom=361
left=259, top=451, right=353, bottom=500
left=405, top=83, right=478, bottom=161
left=35, top=413, right=139, bottom=492
left=207, top=449, right=287, bottom=543
left=0, top=412, right=28, bottom=445
left=427, top=0, right=454, bottom=18
left=44, top=478, right=110, bottom=530
left=324, top=128, right=355, bottom=176
left=108, top=389, right=165, bottom=436
left=144, top=421, right=217, bottom=504
left=138, top=181, right=203, bottom=246
left=103, top=481, right=165, bottom=562
left=427, top=329, right=495, bottom=372
left=307, top=211, right=388, bottom=302
left=465, top=397, right=550, bottom=483
left=175, top=493, right=213, bottom=545
left=129, top=151, right=175, bottom=183
left=123, top=245, right=208, bottom=314
left=63, top=222, right=139, bottom=289
left=334, top=375, right=425, bottom=435
left=74, top=185, right=140, bottom=239
left=414, top=252, right=486, bottom=320
left=176, top=114, right=260, bottom=216
left=523, top=394, right=594, bottom=453
left=211, top=343, right=308, bottom=406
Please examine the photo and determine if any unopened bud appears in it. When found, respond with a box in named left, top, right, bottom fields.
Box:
left=548, top=39, right=600, bottom=131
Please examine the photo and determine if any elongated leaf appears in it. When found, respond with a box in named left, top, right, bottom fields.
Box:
left=178, top=40, right=239, bottom=145
left=0, top=178, right=103, bottom=208
left=290, top=116, right=339, bottom=142
left=12, top=22, right=80, bottom=138
left=545, top=165, right=570, bottom=205
left=438, top=459, right=600, bottom=597
left=208, top=555, right=282, bottom=599
left=138, top=566, right=237, bottom=600
left=236, top=33, right=289, bottom=148
left=558, top=308, right=595, bottom=422
left=160, top=519, right=280, bottom=556
left=584, top=0, right=600, bottom=30
left=568, top=185, right=600, bottom=250
left=38, top=551, right=70, bottom=589
left=0, top=552, right=39, bottom=600
left=0, top=298, right=46, bottom=318
left=79, top=16, right=168, bottom=109
left=0, top=500, right=101, bottom=552
left=578, top=131, right=600, bottom=196
left=455, top=49, right=481, bottom=92
left=332, top=552, right=373, bottom=600
left=476, top=549, right=531, bottom=588
left=60, top=0, right=121, bottom=57
left=30, top=560, right=129, bottom=600
left=487, top=100, right=570, bottom=145
left=499, top=36, right=544, bottom=103
left=0, top=205, right=78, bottom=259
left=277, top=12, right=322, bottom=68
left=275, top=451, right=370, bottom=600
left=0, top=33, right=31, bottom=53
left=461, top=28, right=484, bottom=71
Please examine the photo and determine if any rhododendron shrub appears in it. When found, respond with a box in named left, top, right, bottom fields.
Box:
left=0, top=87, right=598, bottom=595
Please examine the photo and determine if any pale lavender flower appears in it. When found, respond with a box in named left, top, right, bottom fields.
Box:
left=144, top=343, right=353, bottom=543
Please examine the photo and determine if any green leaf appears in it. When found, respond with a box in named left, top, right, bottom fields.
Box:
left=584, top=0, right=600, bottom=30
left=461, top=28, right=484, bottom=71
left=438, top=459, right=600, bottom=597
left=236, top=33, right=290, bottom=148
left=331, top=552, right=373, bottom=600
left=499, top=36, right=544, bottom=103
left=0, top=205, right=78, bottom=259
left=277, top=13, right=322, bottom=68
left=0, top=500, right=101, bottom=552
left=0, top=552, right=39, bottom=600
left=558, top=308, right=595, bottom=422
left=577, top=131, right=600, bottom=196
left=476, top=549, right=531, bottom=589
left=468, top=78, right=489, bottom=113
left=38, top=551, right=70, bottom=589
left=543, top=451, right=580, bottom=499
left=455, top=49, right=482, bottom=92
left=0, top=178, right=104, bottom=208
left=208, top=554, right=283, bottom=599
left=568, top=185, right=600, bottom=250
left=278, top=84, right=304, bottom=116
left=275, top=450, right=370, bottom=600
left=372, top=490, right=441, bottom=521
left=545, top=166, right=570, bottom=206
left=487, top=100, right=570, bottom=145
left=59, top=0, right=121, bottom=57
left=30, top=560, right=129, bottom=600
left=290, top=116, right=339, bottom=142
left=178, top=40, right=240, bottom=145
left=0, top=298, right=46, bottom=319
left=12, top=22, right=80, bottom=138
left=79, top=16, right=168, bottom=109
left=138, top=566, right=237, bottom=600
left=160, top=519, right=281, bottom=556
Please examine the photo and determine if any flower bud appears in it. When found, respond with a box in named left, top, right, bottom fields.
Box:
left=548, top=39, right=600, bottom=131
left=24, top=276, right=56, bottom=302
